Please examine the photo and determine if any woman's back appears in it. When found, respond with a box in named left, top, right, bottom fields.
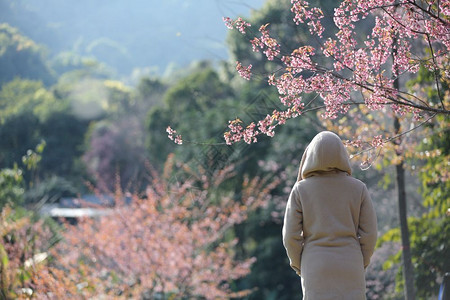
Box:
left=298, top=173, right=367, bottom=248
left=282, top=131, right=377, bottom=300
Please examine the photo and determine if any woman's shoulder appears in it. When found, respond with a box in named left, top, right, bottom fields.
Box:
left=346, top=175, right=366, bottom=185
left=298, top=173, right=367, bottom=188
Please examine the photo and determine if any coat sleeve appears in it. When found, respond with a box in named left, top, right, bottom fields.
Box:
left=358, top=185, right=378, bottom=269
left=282, top=184, right=304, bottom=276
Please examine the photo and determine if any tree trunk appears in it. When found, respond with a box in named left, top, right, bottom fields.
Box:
left=394, top=116, right=416, bottom=300
left=392, top=30, right=416, bottom=298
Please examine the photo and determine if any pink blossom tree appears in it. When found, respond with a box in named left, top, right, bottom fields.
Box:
left=35, top=155, right=278, bottom=299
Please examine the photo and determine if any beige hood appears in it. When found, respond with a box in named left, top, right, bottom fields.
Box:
left=297, top=131, right=351, bottom=181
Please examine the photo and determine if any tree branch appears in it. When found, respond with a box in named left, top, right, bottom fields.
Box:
left=407, top=0, right=449, bottom=25
left=350, top=112, right=437, bottom=159
left=426, top=33, right=446, bottom=110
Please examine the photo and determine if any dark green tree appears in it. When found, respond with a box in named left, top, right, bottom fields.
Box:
left=40, top=111, right=88, bottom=180
left=0, top=79, right=88, bottom=191
left=0, top=112, right=40, bottom=169
left=146, top=63, right=238, bottom=168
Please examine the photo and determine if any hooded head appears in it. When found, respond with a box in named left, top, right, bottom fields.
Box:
left=297, top=131, right=351, bottom=181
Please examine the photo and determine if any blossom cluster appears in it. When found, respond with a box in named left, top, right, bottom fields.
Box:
left=371, top=135, right=384, bottom=148
left=235, top=61, right=252, bottom=80
left=291, top=0, right=325, bottom=37
left=344, top=139, right=363, bottom=148
left=224, top=102, right=304, bottom=145
left=282, top=46, right=316, bottom=74
left=223, top=16, right=251, bottom=34
left=166, top=126, right=182, bottom=145
left=249, top=23, right=281, bottom=60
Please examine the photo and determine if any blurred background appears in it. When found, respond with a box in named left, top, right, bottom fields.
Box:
left=0, top=0, right=264, bottom=80
left=0, top=0, right=448, bottom=299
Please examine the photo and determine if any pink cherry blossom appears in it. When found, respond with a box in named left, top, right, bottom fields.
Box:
left=223, top=16, right=251, bottom=34
left=236, top=61, right=252, bottom=80
left=166, top=126, right=183, bottom=145
left=221, top=0, right=449, bottom=146
left=371, top=135, right=384, bottom=148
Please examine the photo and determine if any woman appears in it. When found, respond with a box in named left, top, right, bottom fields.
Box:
left=282, top=131, right=378, bottom=299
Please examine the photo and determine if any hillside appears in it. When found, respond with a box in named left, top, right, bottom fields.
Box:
left=0, top=0, right=264, bottom=76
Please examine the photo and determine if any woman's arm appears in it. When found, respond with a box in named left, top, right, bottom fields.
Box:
left=358, top=185, right=378, bottom=269
left=282, top=184, right=304, bottom=276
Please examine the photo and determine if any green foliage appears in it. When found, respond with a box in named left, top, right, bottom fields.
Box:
left=0, top=112, right=40, bottom=169
left=0, top=166, right=25, bottom=209
left=234, top=208, right=303, bottom=300
left=0, top=79, right=65, bottom=124
left=411, top=123, right=449, bottom=298
left=54, top=58, right=112, bottom=87
left=382, top=250, right=402, bottom=272
left=406, top=65, right=447, bottom=106
left=164, top=65, right=233, bottom=113
left=0, top=24, right=54, bottom=86
left=0, top=241, right=11, bottom=299
left=0, top=79, right=89, bottom=188
left=409, top=216, right=450, bottom=298
left=378, top=215, right=450, bottom=299
left=0, top=79, right=66, bottom=173
left=377, top=227, right=401, bottom=248
left=417, top=119, right=449, bottom=218
left=39, top=111, right=89, bottom=180
left=102, top=80, right=133, bottom=117
left=22, top=140, right=45, bottom=172
left=21, top=140, right=45, bottom=188
left=50, top=51, right=95, bottom=75
left=136, top=76, right=166, bottom=100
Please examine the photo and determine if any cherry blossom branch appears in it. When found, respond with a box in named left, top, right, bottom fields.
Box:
left=291, top=33, right=437, bottom=109
left=380, top=5, right=433, bottom=36
left=327, top=0, right=448, bottom=27
left=319, top=66, right=447, bottom=114
left=282, top=47, right=437, bottom=112
left=356, top=82, right=448, bottom=114
left=349, top=112, right=437, bottom=159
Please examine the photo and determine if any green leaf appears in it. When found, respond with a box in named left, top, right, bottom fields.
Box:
left=0, top=243, right=9, bottom=269
left=377, top=227, right=400, bottom=247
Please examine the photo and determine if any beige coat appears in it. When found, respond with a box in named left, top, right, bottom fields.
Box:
left=282, top=131, right=377, bottom=300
